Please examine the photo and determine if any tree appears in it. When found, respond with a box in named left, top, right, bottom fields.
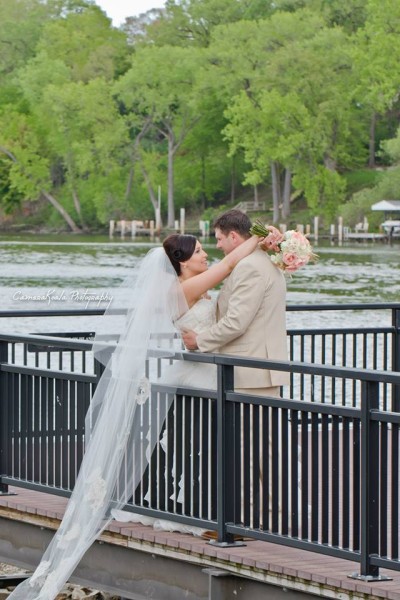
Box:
left=0, top=0, right=135, bottom=230
left=0, top=121, right=82, bottom=232
left=145, top=0, right=276, bottom=48
left=36, top=3, right=130, bottom=82
left=351, top=0, right=400, bottom=167
left=225, top=90, right=311, bottom=221
left=116, top=45, right=204, bottom=227
left=217, top=16, right=360, bottom=218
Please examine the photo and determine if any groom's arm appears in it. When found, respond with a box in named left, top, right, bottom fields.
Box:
left=196, top=260, right=265, bottom=353
left=182, top=328, right=198, bottom=350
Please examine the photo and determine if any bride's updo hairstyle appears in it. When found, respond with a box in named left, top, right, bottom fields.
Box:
left=163, top=234, right=197, bottom=276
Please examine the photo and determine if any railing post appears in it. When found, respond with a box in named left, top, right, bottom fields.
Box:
left=0, top=340, right=11, bottom=495
left=349, top=380, right=391, bottom=581
left=209, top=362, right=244, bottom=547
left=392, top=307, right=400, bottom=411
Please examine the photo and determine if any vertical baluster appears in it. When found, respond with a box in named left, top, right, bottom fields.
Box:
left=321, top=334, right=326, bottom=403
left=288, top=408, right=298, bottom=538
left=261, top=404, right=270, bottom=531
left=281, top=406, right=289, bottom=535
left=61, top=378, right=69, bottom=489
left=321, top=412, right=329, bottom=544
left=352, top=417, right=360, bottom=552
left=26, top=373, right=33, bottom=481
left=342, top=334, right=347, bottom=406
left=20, top=374, right=27, bottom=481
left=310, top=412, right=319, bottom=542
left=69, top=380, right=76, bottom=491
left=310, top=335, right=316, bottom=403
left=271, top=405, right=279, bottom=533
left=342, top=416, right=350, bottom=549
left=380, top=420, right=388, bottom=557
left=252, top=403, right=260, bottom=530
left=331, top=415, right=340, bottom=546
left=301, top=409, right=309, bottom=539
left=47, top=378, right=55, bottom=487
left=391, top=421, right=399, bottom=559
left=243, top=401, right=251, bottom=527
left=0, top=341, right=10, bottom=493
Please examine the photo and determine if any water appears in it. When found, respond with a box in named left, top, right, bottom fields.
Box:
left=0, top=236, right=398, bottom=334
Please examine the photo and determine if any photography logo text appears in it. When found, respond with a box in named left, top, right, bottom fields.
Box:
left=13, top=289, right=113, bottom=309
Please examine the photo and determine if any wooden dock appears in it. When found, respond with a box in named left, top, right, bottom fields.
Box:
left=1, top=486, right=400, bottom=600
left=345, top=232, right=388, bottom=241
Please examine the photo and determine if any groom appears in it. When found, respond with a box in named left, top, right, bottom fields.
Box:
left=182, top=209, right=289, bottom=396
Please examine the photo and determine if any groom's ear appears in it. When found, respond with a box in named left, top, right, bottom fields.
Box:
left=230, top=231, right=243, bottom=246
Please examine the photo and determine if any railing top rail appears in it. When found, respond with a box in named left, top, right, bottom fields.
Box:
left=175, top=351, right=400, bottom=384
left=287, top=327, right=394, bottom=335
left=0, top=323, right=394, bottom=347
left=286, top=302, right=400, bottom=311
left=0, top=302, right=399, bottom=319
left=0, top=332, right=93, bottom=350
left=0, top=309, right=105, bottom=318
left=0, top=330, right=399, bottom=383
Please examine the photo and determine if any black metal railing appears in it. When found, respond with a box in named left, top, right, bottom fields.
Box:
left=0, top=303, right=400, bottom=581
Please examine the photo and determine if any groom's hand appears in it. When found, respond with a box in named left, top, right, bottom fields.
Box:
left=182, top=329, right=198, bottom=350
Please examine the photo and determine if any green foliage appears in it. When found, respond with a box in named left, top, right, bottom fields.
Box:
left=320, top=0, right=367, bottom=32
left=339, top=187, right=380, bottom=229
left=293, top=165, right=347, bottom=219
left=339, top=166, right=400, bottom=228
left=343, top=169, right=383, bottom=197
left=0, top=157, right=24, bottom=212
left=381, top=127, right=400, bottom=164
left=36, top=5, right=130, bottom=82
left=1, top=0, right=400, bottom=231
left=201, top=203, right=231, bottom=223
left=147, top=0, right=276, bottom=48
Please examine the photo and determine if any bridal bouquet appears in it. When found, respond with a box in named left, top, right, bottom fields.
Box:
left=250, top=220, right=318, bottom=273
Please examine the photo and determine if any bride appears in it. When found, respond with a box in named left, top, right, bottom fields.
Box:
left=112, top=233, right=261, bottom=534
left=8, top=232, right=263, bottom=599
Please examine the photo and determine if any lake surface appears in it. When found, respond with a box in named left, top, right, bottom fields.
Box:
left=0, top=235, right=398, bottom=334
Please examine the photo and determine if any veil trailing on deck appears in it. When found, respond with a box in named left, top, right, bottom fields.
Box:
left=8, top=247, right=188, bottom=600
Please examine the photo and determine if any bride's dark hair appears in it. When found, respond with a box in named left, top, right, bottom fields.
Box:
left=163, top=234, right=197, bottom=275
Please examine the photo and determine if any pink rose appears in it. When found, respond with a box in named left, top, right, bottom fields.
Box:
left=291, top=231, right=308, bottom=243
left=282, top=252, right=308, bottom=272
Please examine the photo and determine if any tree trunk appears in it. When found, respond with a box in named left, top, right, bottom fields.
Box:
left=125, top=117, right=153, bottom=201
left=282, top=169, right=291, bottom=219
left=230, top=156, right=236, bottom=203
left=270, top=161, right=280, bottom=223
left=72, top=188, right=89, bottom=231
left=253, top=184, right=259, bottom=209
left=125, top=167, right=134, bottom=200
left=42, top=191, right=82, bottom=233
left=141, top=163, right=163, bottom=227
left=201, top=156, right=206, bottom=211
left=167, top=135, right=175, bottom=228
left=369, top=112, right=376, bottom=168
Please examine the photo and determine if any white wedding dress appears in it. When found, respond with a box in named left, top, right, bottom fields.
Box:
left=112, top=297, right=217, bottom=535
left=162, top=296, right=218, bottom=388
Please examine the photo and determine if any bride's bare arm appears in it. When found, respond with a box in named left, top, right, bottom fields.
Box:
left=181, top=235, right=261, bottom=306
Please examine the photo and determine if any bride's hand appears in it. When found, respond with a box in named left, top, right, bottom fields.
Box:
left=259, top=226, right=284, bottom=252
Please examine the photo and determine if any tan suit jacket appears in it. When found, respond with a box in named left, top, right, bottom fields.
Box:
left=196, top=247, right=289, bottom=388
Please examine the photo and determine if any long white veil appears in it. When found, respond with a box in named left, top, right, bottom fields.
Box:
left=8, top=247, right=188, bottom=600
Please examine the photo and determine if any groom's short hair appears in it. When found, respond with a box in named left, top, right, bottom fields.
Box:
left=213, top=209, right=251, bottom=239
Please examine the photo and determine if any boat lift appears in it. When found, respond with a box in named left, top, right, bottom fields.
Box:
left=371, top=199, right=400, bottom=236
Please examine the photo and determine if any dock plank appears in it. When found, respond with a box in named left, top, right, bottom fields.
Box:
left=0, top=486, right=399, bottom=599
